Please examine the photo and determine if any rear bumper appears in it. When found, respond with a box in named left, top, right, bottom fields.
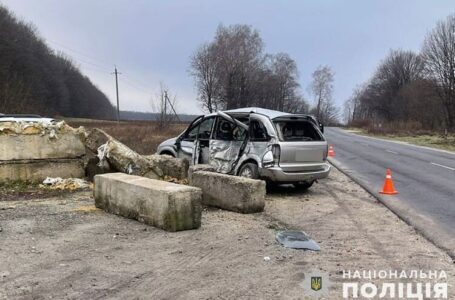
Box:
left=259, top=163, right=331, bottom=183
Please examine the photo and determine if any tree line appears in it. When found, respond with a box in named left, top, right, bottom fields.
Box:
left=0, top=5, right=115, bottom=119
left=190, top=24, right=339, bottom=124
left=344, top=14, right=455, bottom=131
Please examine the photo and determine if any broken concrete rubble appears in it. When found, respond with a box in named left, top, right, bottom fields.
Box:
left=84, top=128, right=111, bottom=154
left=98, top=139, right=163, bottom=179
left=145, top=154, right=189, bottom=180
left=41, top=177, right=92, bottom=191
left=86, top=128, right=163, bottom=179
left=0, top=159, right=84, bottom=182
left=0, top=120, right=86, bottom=183
left=190, top=170, right=266, bottom=213
left=86, top=128, right=189, bottom=181
left=94, top=173, right=202, bottom=231
left=0, top=132, right=85, bottom=161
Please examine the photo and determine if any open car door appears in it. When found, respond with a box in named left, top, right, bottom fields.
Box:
left=174, top=115, right=203, bottom=163
left=208, top=112, right=249, bottom=174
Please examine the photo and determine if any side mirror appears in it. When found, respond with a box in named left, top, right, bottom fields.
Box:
left=319, top=123, right=324, bottom=133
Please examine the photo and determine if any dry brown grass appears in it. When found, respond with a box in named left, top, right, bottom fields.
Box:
left=65, top=119, right=188, bottom=155
left=348, top=126, right=455, bottom=152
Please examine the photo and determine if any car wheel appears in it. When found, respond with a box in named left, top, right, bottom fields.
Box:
left=293, top=180, right=314, bottom=190
left=238, top=163, right=259, bottom=179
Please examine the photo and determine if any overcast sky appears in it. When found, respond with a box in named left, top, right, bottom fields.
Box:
left=2, top=0, right=455, bottom=114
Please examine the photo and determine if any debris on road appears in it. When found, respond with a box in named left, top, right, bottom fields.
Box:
left=275, top=231, right=320, bottom=251
left=41, top=177, right=92, bottom=191
left=163, top=175, right=188, bottom=185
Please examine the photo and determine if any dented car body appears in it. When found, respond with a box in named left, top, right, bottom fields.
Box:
left=157, top=107, right=331, bottom=187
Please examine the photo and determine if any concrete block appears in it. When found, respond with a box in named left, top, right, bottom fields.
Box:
left=0, top=159, right=85, bottom=183
left=0, top=133, right=85, bottom=160
left=190, top=171, right=266, bottom=213
left=85, top=128, right=111, bottom=154
left=94, top=173, right=202, bottom=231
left=188, top=164, right=216, bottom=185
left=146, top=154, right=189, bottom=180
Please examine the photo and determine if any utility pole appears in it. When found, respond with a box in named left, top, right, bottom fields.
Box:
left=164, top=91, right=181, bottom=122
left=164, top=90, right=168, bottom=123
left=113, top=66, right=121, bottom=123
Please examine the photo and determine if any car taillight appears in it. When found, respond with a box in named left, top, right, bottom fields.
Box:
left=272, top=144, right=280, bottom=166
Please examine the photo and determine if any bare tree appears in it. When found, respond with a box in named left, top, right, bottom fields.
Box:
left=422, top=14, right=455, bottom=129
left=212, top=24, right=264, bottom=109
left=310, top=65, right=336, bottom=123
left=189, top=24, right=308, bottom=113
left=267, top=53, right=300, bottom=111
left=190, top=43, right=220, bottom=113
left=348, top=49, right=431, bottom=128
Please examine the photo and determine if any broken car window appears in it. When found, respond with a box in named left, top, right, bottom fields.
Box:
left=184, top=117, right=214, bottom=141
left=250, top=120, right=269, bottom=141
left=214, top=118, right=246, bottom=141
left=273, top=120, right=322, bottom=141
left=197, top=117, right=215, bottom=140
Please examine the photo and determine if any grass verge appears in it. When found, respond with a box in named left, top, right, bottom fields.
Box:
left=346, top=127, right=455, bottom=152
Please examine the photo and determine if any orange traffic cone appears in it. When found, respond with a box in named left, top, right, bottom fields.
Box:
left=379, top=169, right=398, bottom=195
left=328, top=145, right=335, bottom=157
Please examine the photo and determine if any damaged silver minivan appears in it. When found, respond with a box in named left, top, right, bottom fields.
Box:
left=157, top=107, right=331, bottom=189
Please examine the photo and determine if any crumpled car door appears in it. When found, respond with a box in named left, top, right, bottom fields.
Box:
left=175, top=115, right=203, bottom=164
left=209, top=112, right=249, bottom=174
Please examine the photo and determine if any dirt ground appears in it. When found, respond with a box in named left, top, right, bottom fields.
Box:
left=0, top=168, right=454, bottom=299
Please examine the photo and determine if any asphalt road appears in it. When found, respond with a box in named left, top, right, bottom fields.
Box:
left=325, top=127, right=455, bottom=258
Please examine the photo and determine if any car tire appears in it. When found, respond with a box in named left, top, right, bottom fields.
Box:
left=293, top=180, right=314, bottom=190
left=238, top=163, right=260, bottom=179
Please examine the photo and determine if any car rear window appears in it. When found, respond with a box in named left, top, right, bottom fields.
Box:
left=273, top=120, right=323, bottom=141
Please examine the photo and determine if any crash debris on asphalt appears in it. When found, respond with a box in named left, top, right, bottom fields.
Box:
left=41, top=177, right=92, bottom=191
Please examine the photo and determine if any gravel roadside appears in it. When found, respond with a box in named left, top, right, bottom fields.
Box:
left=0, top=168, right=453, bottom=299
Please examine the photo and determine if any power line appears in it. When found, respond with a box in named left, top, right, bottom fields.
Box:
left=122, top=75, right=152, bottom=94
left=45, top=38, right=112, bottom=67
left=45, top=37, right=175, bottom=118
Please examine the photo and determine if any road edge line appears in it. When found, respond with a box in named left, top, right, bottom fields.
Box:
left=328, top=157, right=455, bottom=261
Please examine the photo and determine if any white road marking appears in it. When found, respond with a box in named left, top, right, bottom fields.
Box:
left=385, top=150, right=399, bottom=154
left=430, top=162, right=455, bottom=171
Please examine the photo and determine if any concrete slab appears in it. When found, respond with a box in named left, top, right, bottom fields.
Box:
left=0, top=133, right=85, bottom=160
left=146, top=154, right=189, bottom=180
left=0, top=158, right=85, bottom=183
left=187, top=164, right=216, bottom=185
left=190, top=171, right=266, bottom=213
left=94, top=173, right=202, bottom=231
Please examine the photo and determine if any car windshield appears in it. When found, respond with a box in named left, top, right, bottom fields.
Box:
left=273, top=120, right=323, bottom=141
